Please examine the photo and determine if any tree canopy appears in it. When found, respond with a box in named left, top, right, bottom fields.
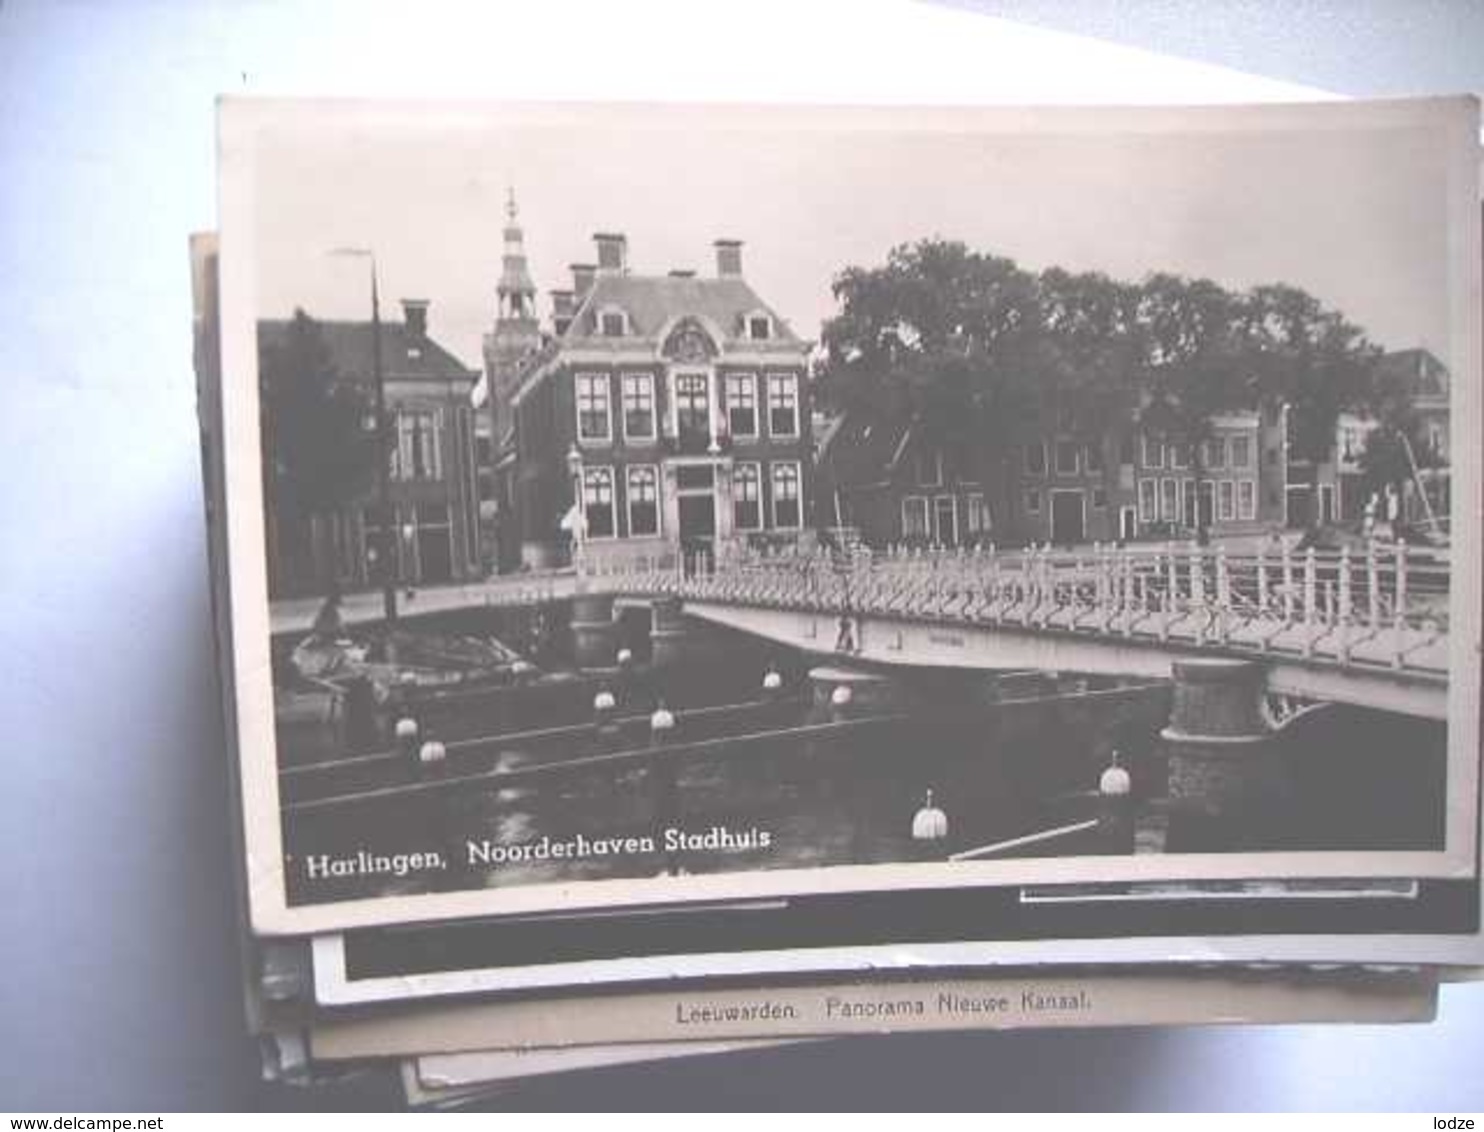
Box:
left=259, top=309, right=380, bottom=529
left=817, top=239, right=1382, bottom=465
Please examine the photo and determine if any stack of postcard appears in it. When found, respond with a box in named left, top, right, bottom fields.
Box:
left=196, top=94, right=1482, bottom=1105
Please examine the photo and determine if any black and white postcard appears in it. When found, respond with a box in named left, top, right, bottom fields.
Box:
left=215, top=97, right=1481, bottom=953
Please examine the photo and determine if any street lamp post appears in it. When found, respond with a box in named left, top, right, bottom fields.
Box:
left=331, top=247, right=398, bottom=627
left=567, top=444, right=585, bottom=576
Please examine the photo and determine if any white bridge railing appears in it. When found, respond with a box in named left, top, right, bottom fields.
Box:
left=583, top=540, right=1450, bottom=677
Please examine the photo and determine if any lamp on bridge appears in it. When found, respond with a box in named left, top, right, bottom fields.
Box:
left=566, top=444, right=585, bottom=573
left=1096, top=750, right=1136, bottom=855
left=1099, top=751, right=1131, bottom=797
left=650, top=701, right=676, bottom=742
left=911, top=789, right=950, bottom=847
left=762, top=666, right=783, bottom=698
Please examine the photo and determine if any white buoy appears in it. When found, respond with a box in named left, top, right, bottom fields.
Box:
left=394, top=716, right=419, bottom=742
left=593, top=688, right=617, bottom=713
left=762, top=668, right=783, bottom=692
left=830, top=684, right=853, bottom=707
left=1099, top=752, right=1131, bottom=797
left=911, top=789, right=949, bottom=841
left=616, top=648, right=634, bottom=667
left=650, top=704, right=676, bottom=737
left=418, top=738, right=447, bottom=765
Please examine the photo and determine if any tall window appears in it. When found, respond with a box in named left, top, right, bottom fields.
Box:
left=766, top=373, right=799, bottom=437
left=902, top=496, right=929, bottom=540
left=1084, top=441, right=1105, bottom=474
left=1024, top=441, right=1047, bottom=476
left=1169, top=442, right=1190, bottom=469
left=620, top=373, right=655, bottom=441
left=733, top=463, right=761, bottom=530
left=914, top=449, right=943, bottom=487
left=771, top=461, right=801, bottom=528
left=1142, top=434, right=1164, bottom=469
left=1160, top=478, right=1177, bottom=521
left=964, top=494, right=990, bottom=539
left=394, top=409, right=442, bottom=481
left=1203, top=437, right=1226, bottom=470
left=581, top=466, right=615, bottom=538
left=1024, top=489, right=1041, bottom=515
left=361, top=504, right=396, bottom=583
left=674, top=373, right=710, bottom=448
left=1138, top=479, right=1157, bottom=522
left=327, top=512, right=358, bottom=581
left=1218, top=480, right=1236, bottom=522
left=1055, top=439, right=1079, bottom=476
left=1230, top=434, right=1253, bottom=468
left=626, top=465, right=660, bottom=536
left=1426, top=420, right=1446, bottom=459
left=575, top=373, right=611, bottom=442
left=1238, top=480, right=1256, bottom=520
left=724, top=374, right=757, bottom=438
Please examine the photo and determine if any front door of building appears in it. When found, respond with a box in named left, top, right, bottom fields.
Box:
left=676, top=463, right=717, bottom=574
left=1319, top=483, right=1337, bottom=525
left=1198, top=481, right=1216, bottom=529
left=678, top=494, right=715, bottom=573
left=1050, top=489, right=1085, bottom=545
left=1286, top=485, right=1312, bottom=529
left=933, top=495, right=957, bottom=547
left=1119, top=506, right=1137, bottom=542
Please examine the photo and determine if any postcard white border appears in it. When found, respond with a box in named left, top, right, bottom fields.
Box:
left=218, top=97, right=1482, bottom=941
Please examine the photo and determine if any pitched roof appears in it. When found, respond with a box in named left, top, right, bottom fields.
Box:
left=1375, top=347, right=1449, bottom=400
left=257, top=316, right=477, bottom=384
left=816, top=409, right=913, bottom=487
left=564, top=273, right=803, bottom=344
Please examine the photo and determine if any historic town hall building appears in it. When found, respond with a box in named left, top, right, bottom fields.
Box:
left=484, top=199, right=813, bottom=571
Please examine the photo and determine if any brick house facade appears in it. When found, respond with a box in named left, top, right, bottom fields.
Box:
left=819, top=408, right=1283, bottom=550
left=258, top=303, right=483, bottom=599
left=486, top=219, right=813, bottom=570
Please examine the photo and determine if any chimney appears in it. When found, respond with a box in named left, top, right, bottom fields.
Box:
left=570, top=262, right=596, bottom=298
left=593, top=232, right=627, bottom=275
left=714, top=239, right=743, bottom=278
left=550, top=289, right=575, bottom=336
left=668, top=269, right=696, bottom=279
left=401, top=298, right=429, bottom=338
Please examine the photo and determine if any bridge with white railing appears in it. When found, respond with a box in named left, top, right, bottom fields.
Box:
left=582, top=539, right=1451, bottom=721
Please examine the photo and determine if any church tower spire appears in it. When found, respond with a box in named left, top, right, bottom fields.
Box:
left=496, top=187, right=538, bottom=324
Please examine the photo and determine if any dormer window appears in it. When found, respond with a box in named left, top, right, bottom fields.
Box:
left=747, top=313, right=772, bottom=341
left=598, top=307, right=628, bottom=338
left=913, top=448, right=943, bottom=487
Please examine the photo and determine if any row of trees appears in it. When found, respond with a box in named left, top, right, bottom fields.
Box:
left=816, top=240, right=1424, bottom=527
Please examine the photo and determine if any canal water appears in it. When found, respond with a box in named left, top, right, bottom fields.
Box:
left=276, top=601, right=1447, bottom=907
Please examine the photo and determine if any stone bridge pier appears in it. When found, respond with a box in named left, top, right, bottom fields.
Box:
left=1161, top=657, right=1291, bottom=852
left=569, top=590, right=619, bottom=671
left=649, top=595, right=691, bottom=669
left=568, top=593, right=707, bottom=670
